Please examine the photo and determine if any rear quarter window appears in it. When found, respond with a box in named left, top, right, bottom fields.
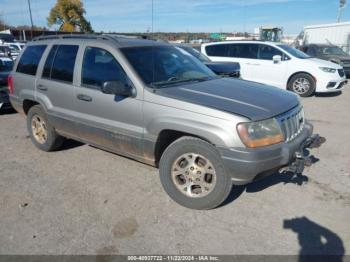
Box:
left=16, top=45, right=47, bottom=76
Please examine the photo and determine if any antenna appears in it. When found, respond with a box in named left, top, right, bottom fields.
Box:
left=27, top=0, right=34, bottom=39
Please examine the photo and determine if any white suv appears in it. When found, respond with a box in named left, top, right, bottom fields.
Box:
left=202, top=41, right=347, bottom=96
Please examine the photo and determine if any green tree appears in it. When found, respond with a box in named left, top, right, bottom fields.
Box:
left=47, top=0, right=93, bottom=33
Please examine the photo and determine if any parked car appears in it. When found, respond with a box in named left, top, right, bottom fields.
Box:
left=0, top=45, right=12, bottom=59
left=9, top=35, right=324, bottom=209
left=0, top=33, right=15, bottom=43
left=5, top=42, right=26, bottom=51
left=202, top=41, right=347, bottom=97
left=300, top=44, right=350, bottom=78
left=0, top=57, right=13, bottom=110
left=176, top=44, right=240, bottom=78
left=7, top=45, right=19, bottom=60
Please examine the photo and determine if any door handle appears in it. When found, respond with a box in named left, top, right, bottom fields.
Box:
left=77, top=94, right=92, bottom=102
left=37, top=84, right=48, bottom=91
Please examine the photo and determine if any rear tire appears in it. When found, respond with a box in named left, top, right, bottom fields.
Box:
left=288, top=73, right=316, bottom=97
left=27, top=105, right=64, bottom=152
left=159, top=136, right=232, bottom=210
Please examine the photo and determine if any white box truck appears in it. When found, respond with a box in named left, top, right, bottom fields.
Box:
left=301, top=22, right=350, bottom=53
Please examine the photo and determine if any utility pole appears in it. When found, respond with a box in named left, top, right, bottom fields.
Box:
left=27, top=0, right=34, bottom=39
left=151, top=0, right=154, bottom=38
left=338, top=0, right=346, bottom=22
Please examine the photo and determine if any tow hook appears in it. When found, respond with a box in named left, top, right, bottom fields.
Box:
left=280, top=134, right=326, bottom=175
left=303, top=134, right=326, bottom=149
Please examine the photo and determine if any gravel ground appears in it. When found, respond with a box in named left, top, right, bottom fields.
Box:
left=0, top=86, right=349, bottom=256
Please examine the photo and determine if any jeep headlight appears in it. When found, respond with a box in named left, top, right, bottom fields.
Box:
left=237, top=118, right=284, bottom=148
left=319, top=67, right=337, bottom=73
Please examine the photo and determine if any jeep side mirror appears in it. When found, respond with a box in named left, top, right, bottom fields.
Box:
left=101, top=81, right=136, bottom=97
left=273, top=55, right=282, bottom=64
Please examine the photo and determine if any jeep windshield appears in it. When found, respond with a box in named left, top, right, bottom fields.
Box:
left=121, top=45, right=218, bottom=88
left=278, top=44, right=311, bottom=59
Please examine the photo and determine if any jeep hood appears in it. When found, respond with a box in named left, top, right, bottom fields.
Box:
left=155, top=78, right=299, bottom=121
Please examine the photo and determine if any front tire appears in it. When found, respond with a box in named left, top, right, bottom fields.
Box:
left=159, top=137, right=232, bottom=210
left=288, top=73, right=316, bottom=97
left=27, top=105, right=64, bottom=152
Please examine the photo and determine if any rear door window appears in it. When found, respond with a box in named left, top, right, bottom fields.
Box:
left=50, top=45, right=79, bottom=83
left=16, top=45, right=47, bottom=76
left=42, top=45, right=58, bottom=78
left=81, top=46, right=128, bottom=90
left=229, top=44, right=258, bottom=59
left=42, top=45, right=79, bottom=83
left=205, top=44, right=229, bottom=57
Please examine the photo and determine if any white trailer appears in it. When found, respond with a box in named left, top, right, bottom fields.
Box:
left=302, top=22, right=350, bottom=53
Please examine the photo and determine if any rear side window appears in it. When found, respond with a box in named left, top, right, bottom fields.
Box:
left=228, top=44, right=258, bottom=59
left=16, top=45, right=46, bottom=75
left=205, top=44, right=229, bottom=57
left=43, top=45, right=79, bottom=83
left=81, top=47, right=128, bottom=90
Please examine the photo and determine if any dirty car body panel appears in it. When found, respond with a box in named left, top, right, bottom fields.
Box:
left=10, top=35, right=323, bottom=187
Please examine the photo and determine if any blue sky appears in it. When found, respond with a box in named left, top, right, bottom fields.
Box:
left=0, top=0, right=349, bottom=34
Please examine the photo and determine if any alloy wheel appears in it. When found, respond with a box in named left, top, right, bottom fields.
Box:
left=31, top=115, right=48, bottom=144
left=171, top=153, right=217, bottom=198
left=292, top=78, right=311, bottom=95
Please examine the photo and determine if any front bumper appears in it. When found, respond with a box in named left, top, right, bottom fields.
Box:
left=218, top=122, right=324, bottom=185
left=316, top=72, right=347, bottom=93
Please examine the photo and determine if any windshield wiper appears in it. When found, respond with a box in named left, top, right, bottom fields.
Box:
left=151, top=76, right=215, bottom=88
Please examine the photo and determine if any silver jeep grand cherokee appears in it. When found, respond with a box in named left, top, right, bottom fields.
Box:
left=9, top=35, right=324, bottom=209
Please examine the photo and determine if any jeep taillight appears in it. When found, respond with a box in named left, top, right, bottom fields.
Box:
left=8, top=74, right=14, bottom=95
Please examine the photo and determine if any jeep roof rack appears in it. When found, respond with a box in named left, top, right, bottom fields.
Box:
left=31, top=33, right=165, bottom=48
left=32, top=34, right=118, bottom=42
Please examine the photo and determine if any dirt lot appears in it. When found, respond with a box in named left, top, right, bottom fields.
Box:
left=0, top=86, right=349, bottom=256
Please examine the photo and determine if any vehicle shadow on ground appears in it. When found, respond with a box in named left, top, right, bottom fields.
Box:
left=222, top=147, right=320, bottom=206
left=59, top=139, right=84, bottom=151
left=0, top=108, right=17, bottom=115
left=315, top=91, right=342, bottom=98
left=246, top=171, right=309, bottom=193
left=283, top=217, right=345, bottom=262
left=221, top=171, right=310, bottom=207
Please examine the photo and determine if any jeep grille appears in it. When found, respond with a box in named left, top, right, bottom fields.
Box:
left=276, top=106, right=305, bottom=142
